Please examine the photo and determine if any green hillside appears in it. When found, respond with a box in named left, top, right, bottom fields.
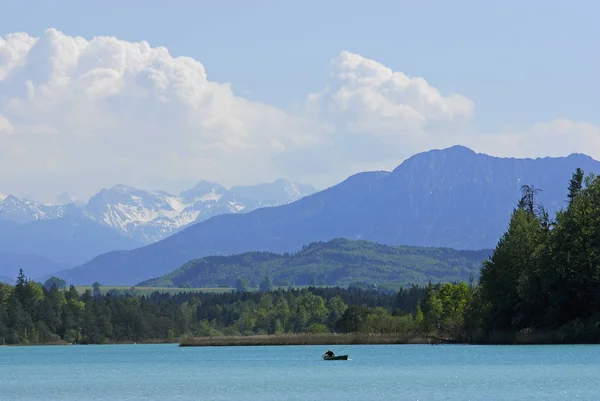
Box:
left=138, top=238, right=491, bottom=288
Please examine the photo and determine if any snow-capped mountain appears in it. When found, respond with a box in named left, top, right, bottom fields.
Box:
left=0, top=179, right=316, bottom=243
left=0, top=195, right=67, bottom=224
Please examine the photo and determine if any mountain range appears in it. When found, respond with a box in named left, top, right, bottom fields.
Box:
left=0, top=179, right=316, bottom=244
left=53, top=145, right=600, bottom=286
left=0, top=179, right=315, bottom=281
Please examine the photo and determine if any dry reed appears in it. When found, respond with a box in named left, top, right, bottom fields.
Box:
left=179, top=332, right=436, bottom=347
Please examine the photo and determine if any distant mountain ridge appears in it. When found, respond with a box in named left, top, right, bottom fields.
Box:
left=0, top=250, right=72, bottom=281
left=55, top=145, right=600, bottom=286
left=138, top=238, right=492, bottom=288
left=0, top=217, right=141, bottom=270
left=0, top=179, right=316, bottom=243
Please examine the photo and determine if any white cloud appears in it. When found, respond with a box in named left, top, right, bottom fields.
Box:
left=0, top=29, right=323, bottom=202
left=302, top=51, right=600, bottom=182
left=307, top=51, right=474, bottom=136
left=0, top=29, right=598, bottom=202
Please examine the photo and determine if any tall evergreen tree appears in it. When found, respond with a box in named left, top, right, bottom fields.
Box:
left=567, top=167, right=585, bottom=204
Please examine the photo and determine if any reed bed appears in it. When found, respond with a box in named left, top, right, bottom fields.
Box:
left=179, top=333, right=437, bottom=347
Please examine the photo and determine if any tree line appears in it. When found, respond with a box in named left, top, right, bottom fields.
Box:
left=0, top=271, right=441, bottom=344
left=0, top=168, right=598, bottom=344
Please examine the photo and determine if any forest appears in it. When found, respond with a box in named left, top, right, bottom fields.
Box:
left=138, top=238, right=489, bottom=288
left=473, top=168, right=600, bottom=343
left=0, top=274, right=442, bottom=344
left=0, top=168, right=598, bottom=345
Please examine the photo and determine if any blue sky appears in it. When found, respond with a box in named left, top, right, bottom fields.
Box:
left=3, top=0, right=597, bottom=128
left=0, top=0, right=599, bottom=201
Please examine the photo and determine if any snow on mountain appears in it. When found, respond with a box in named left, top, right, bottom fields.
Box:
left=0, top=179, right=316, bottom=244
left=84, top=180, right=315, bottom=243
left=0, top=195, right=67, bottom=223
left=84, top=184, right=202, bottom=243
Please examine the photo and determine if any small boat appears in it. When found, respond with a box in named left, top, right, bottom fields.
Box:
left=322, top=354, right=348, bottom=361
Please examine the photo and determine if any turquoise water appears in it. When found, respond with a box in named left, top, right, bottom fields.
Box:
left=1, top=344, right=600, bottom=400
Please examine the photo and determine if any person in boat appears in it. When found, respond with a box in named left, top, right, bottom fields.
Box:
left=324, top=349, right=334, bottom=357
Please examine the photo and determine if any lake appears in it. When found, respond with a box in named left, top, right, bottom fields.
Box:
left=2, top=343, right=600, bottom=400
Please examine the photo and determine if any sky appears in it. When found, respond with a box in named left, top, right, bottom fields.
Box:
left=0, top=0, right=598, bottom=203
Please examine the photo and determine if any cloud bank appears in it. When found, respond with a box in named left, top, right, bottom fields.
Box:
left=1, top=29, right=598, bottom=203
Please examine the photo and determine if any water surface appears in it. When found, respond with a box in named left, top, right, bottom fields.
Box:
left=1, top=343, right=599, bottom=400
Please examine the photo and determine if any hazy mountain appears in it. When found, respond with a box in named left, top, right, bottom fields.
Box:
left=0, top=251, right=71, bottom=281
left=55, top=145, right=600, bottom=286
left=229, top=179, right=317, bottom=209
left=0, top=179, right=316, bottom=244
left=55, top=192, right=84, bottom=206
left=0, top=217, right=141, bottom=267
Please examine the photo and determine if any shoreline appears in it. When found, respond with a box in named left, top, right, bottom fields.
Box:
left=179, top=330, right=600, bottom=347
left=3, top=331, right=598, bottom=347
left=0, top=339, right=179, bottom=347
left=0, top=334, right=443, bottom=347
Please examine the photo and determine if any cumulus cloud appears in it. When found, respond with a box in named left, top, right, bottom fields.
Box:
left=0, top=29, right=322, bottom=202
left=304, top=51, right=600, bottom=179
left=298, top=51, right=478, bottom=177
left=307, top=51, right=474, bottom=135
left=0, top=29, right=598, bottom=203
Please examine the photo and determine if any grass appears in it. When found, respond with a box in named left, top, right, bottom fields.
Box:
left=179, top=333, right=437, bottom=347
left=71, top=283, right=417, bottom=297
left=72, top=284, right=339, bottom=296
left=70, top=282, right=421, bottom=297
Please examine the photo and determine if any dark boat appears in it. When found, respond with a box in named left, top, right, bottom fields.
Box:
left=322, top=354, right=349, bottom=360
